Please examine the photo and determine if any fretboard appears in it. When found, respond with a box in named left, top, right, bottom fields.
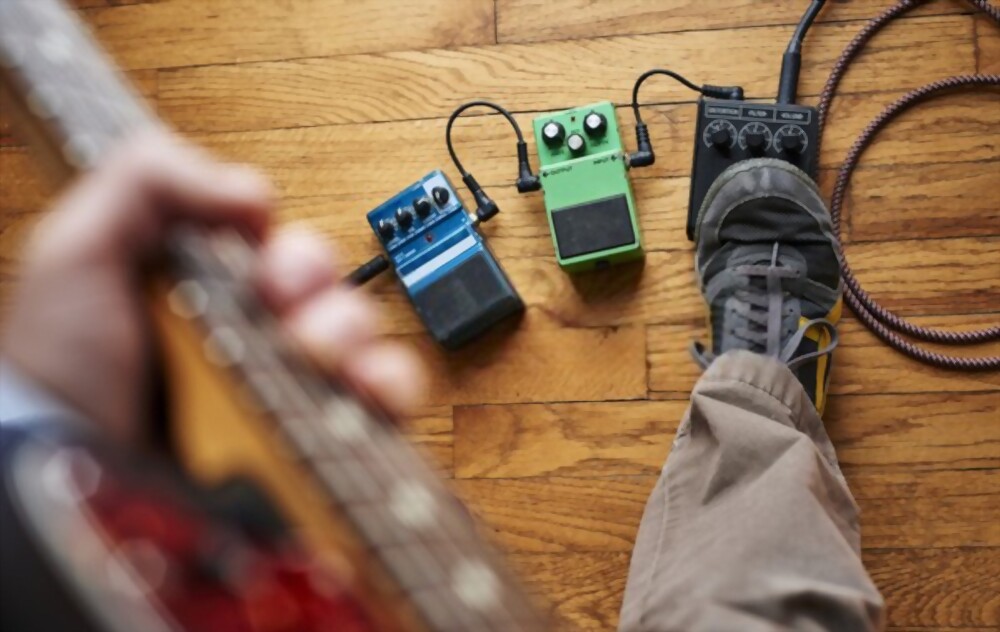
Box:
left=0, top=1, right=549, bottom=630
left=0, top=0, right=156, bottom=170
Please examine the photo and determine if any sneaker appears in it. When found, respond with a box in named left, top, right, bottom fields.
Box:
left=691, top=158, right=843, bottom=413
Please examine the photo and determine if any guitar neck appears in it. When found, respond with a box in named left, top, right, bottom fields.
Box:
left=0, top=0, right=157, bottom=176
left=0, top=2, right=549, bottom=631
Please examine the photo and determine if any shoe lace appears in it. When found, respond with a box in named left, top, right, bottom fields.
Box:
left=691, top=243, right=839, bottom=370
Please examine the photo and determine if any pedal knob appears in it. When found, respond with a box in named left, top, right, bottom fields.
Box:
left=567, top=133, right=586, bottom=154
left=395, top=207, right=414, bottom=229
left=377, top=219, right=395, bottom=239
left=779, top=133, right=804, bottom=155
left=746, top=131, right=767, bottom=155
left=413, top=196, right=433, bottom=218
left=710, top=127, right=732, bottom=150
left=583, top=111, right=607, bottom=136
left=541, top=121, right=565, bottom=146
left=432, top=186, right=450, bottom=207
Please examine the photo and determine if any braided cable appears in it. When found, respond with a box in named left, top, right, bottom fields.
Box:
left=816, top=0, right=1000, bottom=370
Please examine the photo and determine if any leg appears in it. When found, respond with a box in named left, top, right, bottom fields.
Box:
left=618, top=350, right=884, bottom=631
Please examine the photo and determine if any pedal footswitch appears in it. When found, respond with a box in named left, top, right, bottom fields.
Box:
left=366, top=171, right=523, bottom=349
left=533, top=101, right=644, bottom=273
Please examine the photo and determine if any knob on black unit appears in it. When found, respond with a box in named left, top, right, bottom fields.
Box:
left=710, top=127, right=732, bottom=149
left=745, top=131, right=768, bottom=155
left=687, top=99, right=819, bottom=241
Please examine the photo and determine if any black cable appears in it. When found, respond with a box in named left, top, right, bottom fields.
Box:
left=628, top=69, right=743, bottom=167
left=346, top=254, right=391, bottom=286
left=444, top=100, right=540, bottom=224
left=631, top=69, right=704, bottom=124
left=446, top=100, right=524, bottom=177
left=777, top=0, right=827, bottom=104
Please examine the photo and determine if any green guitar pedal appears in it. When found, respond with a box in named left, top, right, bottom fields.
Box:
left=532, top=101, right=644, bottom=273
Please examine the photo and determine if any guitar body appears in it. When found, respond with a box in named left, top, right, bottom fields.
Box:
left=149, top=281, right=418, bottom=632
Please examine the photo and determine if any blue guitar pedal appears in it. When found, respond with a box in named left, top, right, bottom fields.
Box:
left=366, top=171, right=524, bottom=349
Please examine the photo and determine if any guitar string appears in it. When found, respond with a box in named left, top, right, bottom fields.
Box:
left=4, top=1, right=537, bottom=628
left=180, top=231, right=531, bottom=631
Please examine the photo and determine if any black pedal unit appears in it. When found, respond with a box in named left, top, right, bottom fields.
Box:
left=687, top=98, right=819, bottom=240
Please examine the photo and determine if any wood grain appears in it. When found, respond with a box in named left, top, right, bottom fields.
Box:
left=174, top=90, right=997, bottom=207
left=508, top=547, right=1000, bottom=630
left=650, top=313, right=1000, bottom=397
left=2, top=1, right=998, bottom=629
left=81, top=0, right=496, bottom=71
left=156, top=14, right=978, bottom=134
left=975, top=12, right=1000, bottom=74
left=495, top=0, right=974, bottom=44
left=453, top=392, right=1000, bottom=479
left=408, top=320, right=648, bottom=406
left=453, top=467, right=1000, bottom=553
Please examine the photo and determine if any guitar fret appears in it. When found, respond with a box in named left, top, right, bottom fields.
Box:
left=317, top=460, right=386, bottom=504
left=0, top=1, right=552, bottom=624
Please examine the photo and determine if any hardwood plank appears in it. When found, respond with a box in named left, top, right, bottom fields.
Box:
left=278, top=157, right=998, bottom=270
left=829, top=159, right=1000, bottom=242
left=82, top=0, right=496, bottom=71
left=496, top=0, right=972, bottom=44
left=847, top=469, right=1000, bottom=550
left=455, top=468, right=1000, bottom=553
left=185, top=88, right=996, bottom=202
left=4, top=162, right=996, bottom=335
left=867, top=547, right=1000, bottom=629
left=157, top=14, right=977, bottom=134
left=649, top=314, right=1000, bottom=396
left=508, top=547, right=1000, bottom=630
left=406, top=320, right=648, bottom=407
left=454, top=400, right=685, bottom=479
left=975, top=13, right=1000, bottom=74
left=454, top=392, right=1000, bottom=479
left=401, top=405, right=453, bottom=477
left=370, top=234, right=998, bottom=335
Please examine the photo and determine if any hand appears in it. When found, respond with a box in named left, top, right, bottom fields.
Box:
left=1, top=131, right=424, bottom=445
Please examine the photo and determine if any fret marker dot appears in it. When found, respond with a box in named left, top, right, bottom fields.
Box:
left=26, top=87, right=60, bottom=120
left=64, top=135, right=100, bottom=170
left=389, top=482, right=436, bottom=530
left=325, top=402, right=369, bottom=442
left=204, top=327, right=245, bottom=367
left=39, top=31, right=73, bottom=64
left=167, top=280, right=209, bottom=319
left=451, top=559, right=500, bottom=611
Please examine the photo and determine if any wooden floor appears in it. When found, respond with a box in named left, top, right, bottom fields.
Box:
left=2, top=0, right=999, bottom=629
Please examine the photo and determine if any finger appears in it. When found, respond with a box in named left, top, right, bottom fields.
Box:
left=111, top=131, right=274, bottom=238
left=257, top=226, right=339, bottom=314
left=342, top=342, right=426, bottom=417
left=285, top=285, right=381, bottom=375
left=36, top=131, right=274, bottom=264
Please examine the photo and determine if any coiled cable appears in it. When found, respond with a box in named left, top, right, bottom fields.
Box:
left=816, top=0, right=1000, bottom=370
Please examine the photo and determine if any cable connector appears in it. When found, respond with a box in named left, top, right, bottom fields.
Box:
left=346, top=254, right=391, bottom=286
left=515, top=141, right=541, bottom=192
left=701, top=84, right=745, bottom=100
left=628, top=122, right=655, bottom=168
left=463, top=172, right=500, bottom=224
